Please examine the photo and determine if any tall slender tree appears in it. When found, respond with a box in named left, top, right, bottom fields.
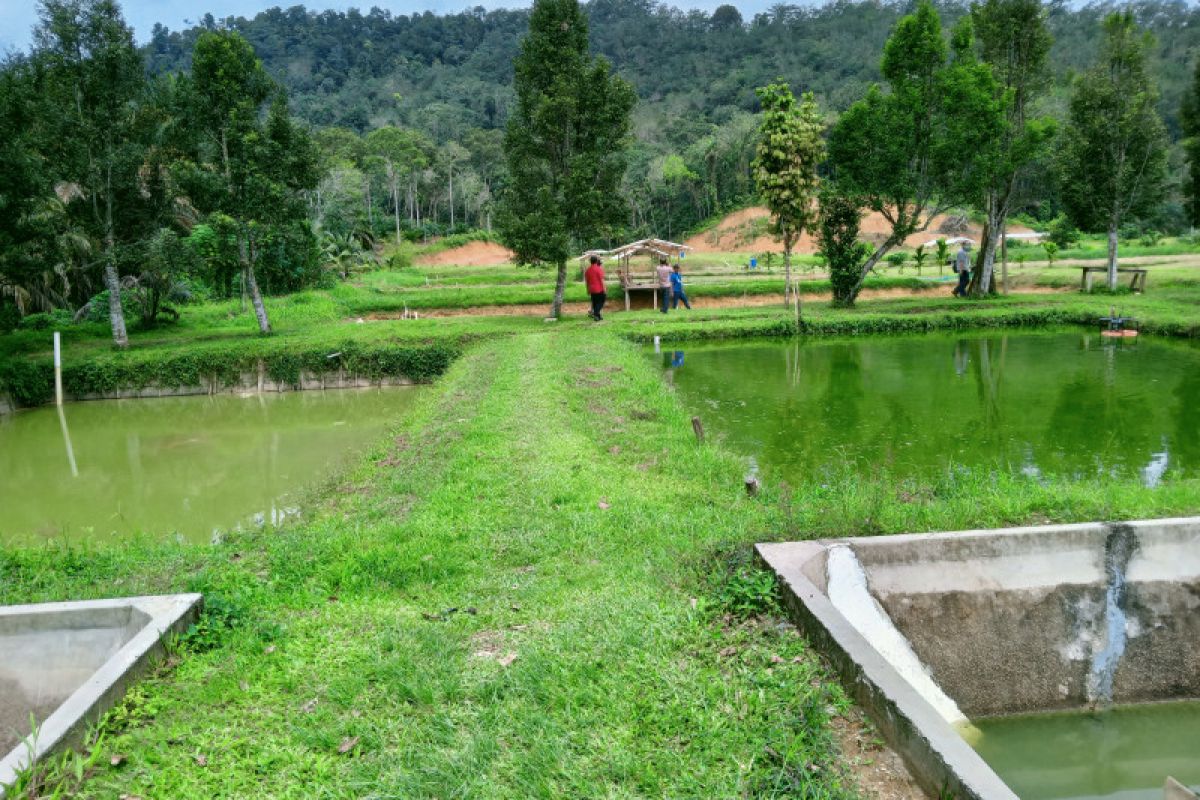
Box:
left=1180, top=58, right=1200, bottom=229
left=182, top=31, right=317, bottom=333
left=966, top=0, right=1055, bottom=296
left=34, top=0, right=144, bottom=347
left=827, top=1, right=1002, bottom=306
left=752, top=81, right=824, bottom=315
left=497, top=0, right=636, bottom=319
left=1058, top=12, right=1168, bottom=291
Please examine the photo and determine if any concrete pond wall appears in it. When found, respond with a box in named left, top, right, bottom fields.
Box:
left=0, top=595, right=201, bottom=795
left=0, top=368, right=417, bottom=418
left=757, top=516, right=1200, bottom=800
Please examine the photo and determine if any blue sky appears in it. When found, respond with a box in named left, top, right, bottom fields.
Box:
left=1, top=0, right=775, bottom=54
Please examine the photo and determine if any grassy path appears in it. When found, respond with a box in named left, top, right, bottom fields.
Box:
left=3, top=332, right=862, bottom=799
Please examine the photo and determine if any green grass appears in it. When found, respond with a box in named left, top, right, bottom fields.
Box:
left=1, top=333, right=862, bottom=799
left=5, top=330, right=1199, bottom=798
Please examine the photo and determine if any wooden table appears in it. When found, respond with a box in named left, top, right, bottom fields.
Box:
left=621, top=281, right=668, bottom=310
left=1079, top=266, right=1148, bottom=292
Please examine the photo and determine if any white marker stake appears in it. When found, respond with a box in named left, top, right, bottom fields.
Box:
left=53, top=331, right=63, bottom=406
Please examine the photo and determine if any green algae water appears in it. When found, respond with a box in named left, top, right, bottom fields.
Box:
left=972, top=701, right=1200, bottom=799
left=661, top=330, right=1200, bottom=484
left=0, top=388, right=420, bottom=544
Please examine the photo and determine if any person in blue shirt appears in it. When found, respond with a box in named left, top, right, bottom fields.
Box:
left=670, top=264, right=691, bottom=310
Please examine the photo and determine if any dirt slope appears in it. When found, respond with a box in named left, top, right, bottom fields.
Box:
left=415, top=240, right=514, bottom=266
left=685, top=206, right=1035, bottom=255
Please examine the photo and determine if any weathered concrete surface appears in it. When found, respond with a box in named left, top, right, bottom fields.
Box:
left=0, top=595, right=201, bottom=795
left=757, top=516, right=1200, bottom=800
left=1166, top=776, right=1200, bottom=799
left=758, top=541, right=1017, bottom=800
left=0, top=369, right=418, bottom=416
left=853, top=518, right=1200, bottom=715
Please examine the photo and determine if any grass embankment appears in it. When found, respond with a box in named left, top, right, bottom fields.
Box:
left=4, top=278, right=1199, bottom=408
left=6, top=331, right=1200, bottom=798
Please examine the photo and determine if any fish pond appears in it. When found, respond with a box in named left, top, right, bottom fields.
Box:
left=0, top=388, right=420, bottom=544
left=660, top=329, right=1200, bottom=485
left=972, top=701, right=1200, bottom=799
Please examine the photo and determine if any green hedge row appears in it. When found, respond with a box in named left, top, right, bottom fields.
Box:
left=623, top=305, right=1200, bottom=344
left=0, top=340, right=460, bottom=408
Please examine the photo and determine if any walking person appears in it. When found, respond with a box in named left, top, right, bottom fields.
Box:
left=656, top=257, right=673, bottom=313
left=584, top=255, right=607, bottom=321
left=952, top=242, right=972, bottom=298
left=670, top=263, right=691, bottom=309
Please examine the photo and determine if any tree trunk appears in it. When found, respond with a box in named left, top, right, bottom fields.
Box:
left=393, top=183, right=401, bottom=245
left=1107, top=220, right=1119, bottom=291
left=847, top=236, right=901, bottom=304
left=785, top=243, right=801, bottom=322
left=1000, top=229, right=1008, bottom=295
left=240, top=227, right=271, bottom=334
left=103, top=164, right=128, bottom=348
left=971, top=212, right=1002, bottom=297
left=366, top=181, right=373, bottom=229
left=783, top=242, right=792, bottom=309
left=449, top=168, right=455, bottom=228
left=102, top=260, right=128, bottom=347
left=549, top=260, right=568, bottom=318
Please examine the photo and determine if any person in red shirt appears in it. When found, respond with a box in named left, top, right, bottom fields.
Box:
left=584, top=255, right=607, bottom=321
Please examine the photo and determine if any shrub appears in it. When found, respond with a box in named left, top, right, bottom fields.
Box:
left=18, top=309, right=75, bottom=331
left=1046, top=215, right=1081, bottom=248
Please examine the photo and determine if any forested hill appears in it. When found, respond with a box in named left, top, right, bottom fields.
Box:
left=146, top=0, right=1199, bottom=138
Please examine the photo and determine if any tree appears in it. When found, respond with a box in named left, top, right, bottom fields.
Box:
left=496, top=0, right=636, bottom=318
left=1058, top=12, right=1168, bottom=291
left=966, top=0, right=1055, bottom=297
left=0, top=56, right=61, bottom=315
left=817, top=186, right=871, bottom=306
left=182, top=31, right=318, bottom=333
left=1042, top=240, right=1058, bottom=267
left=34, top=0, right=146, bottom=347
left=827, top=1, right=1003, bottom=305
left=1180, top=57, right=1200, bottom=229
left=934, top=237, right=950, bottom=274
left=913, top=244, right=928, bottom=275
left=752, top=81, right=824, bottom=316
left=366, top=127, right=430, bottom=241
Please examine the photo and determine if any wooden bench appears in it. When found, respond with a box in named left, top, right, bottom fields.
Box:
left=1079, top=266, right=1148, bottom=292
left=620, top=280, right=667, bottom=310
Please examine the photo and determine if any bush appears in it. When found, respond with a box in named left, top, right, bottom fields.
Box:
left=18, top=309, right=75, bottom=331
left=1138, top=229, right=1163, bottom=247
left=0, top=302, right=20, bottom=334
left=1046, top=215, right=1081, bottom=248
left=83, top=290, right=140, bottom=324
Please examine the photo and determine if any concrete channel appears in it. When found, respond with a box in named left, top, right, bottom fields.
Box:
left=757, top=516, right=1200, bottom=800
left=0, top=594, right=202, bottom=795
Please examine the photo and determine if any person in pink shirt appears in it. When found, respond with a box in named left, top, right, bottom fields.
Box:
left=656, top=257, right=673, bottom=313
left=584, top=255, right=607, bottom=321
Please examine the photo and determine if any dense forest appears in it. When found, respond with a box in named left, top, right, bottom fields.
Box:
left=140, top=0, right=1200, bottom=236
left=4, top=0, right=1200, bottom=336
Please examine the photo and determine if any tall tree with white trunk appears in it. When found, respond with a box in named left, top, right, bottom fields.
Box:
left=1058, top=12, right=1168, bottom=292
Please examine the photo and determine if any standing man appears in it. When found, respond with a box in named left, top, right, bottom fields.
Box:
left=953, top=242, right=972, bottom=298
left=670, top=263, right=691, bottom=309
left=585, top=255, right=607, bottom=321
left=656, top=257, right=673, bottom=313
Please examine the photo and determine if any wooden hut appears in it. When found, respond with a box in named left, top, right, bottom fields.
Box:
left=578, top=238, right=693, bottom=310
